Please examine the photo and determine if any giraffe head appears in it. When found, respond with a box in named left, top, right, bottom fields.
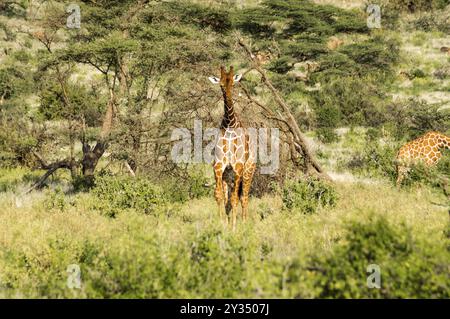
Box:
left=208, top=66, right=242, bottom=94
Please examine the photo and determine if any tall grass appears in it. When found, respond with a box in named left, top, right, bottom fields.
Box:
left=0, top=175, right=448, bottom=298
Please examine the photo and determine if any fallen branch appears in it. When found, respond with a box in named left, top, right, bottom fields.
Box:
left=238, top=37, right=331, bottom=181
left=26, top=158, right=74, bottom=193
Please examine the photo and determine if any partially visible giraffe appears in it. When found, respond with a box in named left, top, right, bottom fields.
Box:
left=396, top=131, right=450, bottom=186
left=208, top=66, right=256, bottom=230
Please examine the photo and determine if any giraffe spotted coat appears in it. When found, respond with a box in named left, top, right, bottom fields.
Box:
left=209, top=66, right=256, bottom=230
left=396, top=131, right=450, bottom=185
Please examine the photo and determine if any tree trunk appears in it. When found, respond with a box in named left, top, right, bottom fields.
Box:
left=80, top=89, right=115, bottom=186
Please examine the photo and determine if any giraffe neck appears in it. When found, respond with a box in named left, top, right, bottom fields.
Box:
left=221, top=88, right=240, bottom=129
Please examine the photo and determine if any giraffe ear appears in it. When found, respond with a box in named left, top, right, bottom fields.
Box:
left=233, top=74, right=242, bottom=82
left=208, top=77, right=220, bottom=84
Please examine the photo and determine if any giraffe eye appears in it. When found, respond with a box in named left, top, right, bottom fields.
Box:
left=233, top=74, right=242, bottom=82
left=208, top=77, right=220, bottom=84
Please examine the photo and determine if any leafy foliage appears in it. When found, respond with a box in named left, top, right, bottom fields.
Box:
left=345, top=141, right=398, bottom=181
left=282, top=177, right=337, bottom=213
left=92, top=174, right=167, bottom=217
left=385, top=99, right=450, bottom=141
left=308, top=216, right=450, bottom=298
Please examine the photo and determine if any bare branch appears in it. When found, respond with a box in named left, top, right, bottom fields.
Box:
left=238, top=37, right=331, bottom=181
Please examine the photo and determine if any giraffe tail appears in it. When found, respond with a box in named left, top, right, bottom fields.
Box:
left=223, top=166, right=234, bottom=214
left=222, top=165, right=243, bottom=214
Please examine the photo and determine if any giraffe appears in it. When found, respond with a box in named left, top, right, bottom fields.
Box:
left=208, top=66, right=256, bottom=230
left=396, top=131, right=450, bottom=186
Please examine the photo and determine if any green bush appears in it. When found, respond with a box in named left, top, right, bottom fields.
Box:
left=85, top=229, right=275, bottom=298
left=316, top=127, right=339, bottom=144
left=0, top=168, right=43, bottom=192
left=267, top=56, right=294, bottom=74
left=310, top=75, right=389, bottom=128
left=186, top=230, right=259, bottom=297
left=92, top=175, right=167, bottom=217
left=387, top=0, right=449, bottom=11
left=314, top=103, right=341, bottom=129
left=411, top=12, right=450, bottom=33
left=407, top=101, right=450, bottom=140
left=282, top=177, right=337, bottom=214
left=365, top=127, right=382, bottom=142
left=305, top=216, right=450, bottom=298
left=161, top=169, right=212, bottom=203
left=43, top=188, right=74, bottom=213
left=386, top=99, right=450, bottom=141
left=410, top=68, right=426, bottom=79
left=345, top=142, right=398, bottom=181
left=338, top=36, right=400, bottom=71
left=401, top=155, right=450, bottom=192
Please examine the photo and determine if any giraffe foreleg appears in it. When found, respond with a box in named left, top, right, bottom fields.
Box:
left=230, top=165, right=243, bottom=231
left=214, top=169, right=227, bottom=225
left=241, top=163, right=256, bottom=222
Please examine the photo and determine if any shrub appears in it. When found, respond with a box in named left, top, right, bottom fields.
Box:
left=385, top=99, right=450, bottom=141
left=401, top=154, right=450, bottom=192
left=345, top=142, right=398, bottom=181
left=314, top=103, right=341, bottom=129
left=281, top=177, right=337, bottom=214
left=161, top=169, right=212, bottom=203
left=0, top=168, right=43, bottom=192
left=251, top=170, right=285, bottom=198
left=316, top=127, right=339, bottom=144
left=310, top=75, right=389, bottom=128
left=305, top=216, right=450, bottom=298
left=267, top=56, right=294, bottom=74
left=407, top=101, right=450, bottom=139
left=0, top=169, right=21, bottom=192
left=43, top=188, right=72, bottom=213
left=386, top=0, right=448, bottom=12
left=92, top=175, right=167, bottom=217
left=365, top=127, right=382, bottom=142
left=186, top=230, right=258, bottom=297
left=433, top=66, right=450, bottom=80
left=256, top=202, right=276, bottom=220
left=410, top=68, right=426, bottom=79
left=338, top=36, right=400, bottom=71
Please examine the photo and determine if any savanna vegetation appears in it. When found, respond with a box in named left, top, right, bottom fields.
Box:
left=0, top=0, right=449, bottom=298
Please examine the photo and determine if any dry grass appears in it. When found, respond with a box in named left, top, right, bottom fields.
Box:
left=0, top=176, right=447, bottom=297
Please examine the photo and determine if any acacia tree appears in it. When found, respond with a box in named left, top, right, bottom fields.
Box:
left=24, top=0, right=229, bottom=189
left=0, top=0, right=37, bottom=167
left=19, top=0, right=140, bottom=189
left=5, top=0, right=381, bottom=191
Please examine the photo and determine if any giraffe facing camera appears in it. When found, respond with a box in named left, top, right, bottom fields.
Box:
left=208, top=66, right=256, bottom=231
left=208, top=65, right=242, bottom=91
